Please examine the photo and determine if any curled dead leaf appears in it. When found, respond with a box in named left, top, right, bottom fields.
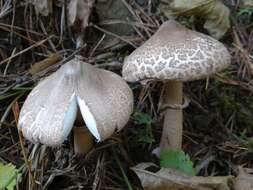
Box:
left=160, top=0, right=230, bottom=39
left=67, top=0, right=94, bottom=30
left=95, top=0, right=135, bottom=37
left=234, top=167, right=253, bottom=190
left=132, top=163, right=233, bottom=190
left=243, top=0, right=253, bottom=7
left=32, top=0, right=52, bottom=16
left=28, top=53, right=61, bottom=75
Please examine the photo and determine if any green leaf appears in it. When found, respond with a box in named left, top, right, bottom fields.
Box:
left=160, top=0, right=230, bottom=39
left=133, top=111, right=153, bottom=125
left=160, top=149, right=195, bottom=176
left=137, top=127, right=155, bottom=144
left=0, top=162, right=22, bottom=190
left=237, top=7, right=253, bottom=17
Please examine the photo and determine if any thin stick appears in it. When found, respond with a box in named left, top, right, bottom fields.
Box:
left=3, top=47, right=16, bottom=75
left=0, top=25, right=48, bottom=48
left=91, top=24, right=137, bottom=48
left=0, top=23, right=47, bottom=37
left=0, top=36, right=53, bottom=65
left=112, top=147, right=133, bottom=190
left=39, top=19, right=57, bottom=52
left=12, top=101, right=35, bottom=188
left=99, top=20, right=155, bottom=29
left=89, top=34, right=106, bottom=57
left=0, top=92, right=24, bottom=128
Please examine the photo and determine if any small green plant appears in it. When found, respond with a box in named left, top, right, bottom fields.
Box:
left=132, top=111, right=155, bottom=146
left=237, top=7, right=253, bottom=17
left=160, top=149, right=195, bottom=176
left=136, top=126, right=155, bottom=145
left=0, top=162, right=22, bottom=190
left=133, top=111, right=152, bottom=126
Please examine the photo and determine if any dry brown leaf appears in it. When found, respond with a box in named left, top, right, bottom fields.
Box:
left=132, top=163, right=233, bottom=190
left=95, top=0, right=135, bottom=37
left=234, top=167, right=253, bottom=190
left=68, top=0, right=94, bottom=30
left=29, top=53, right=61, bottom=75
left=32, top=0, right=52, bottom=16
left=160, top=0, right=230, bottom=39
left=243, top=0, right=253, bottom=7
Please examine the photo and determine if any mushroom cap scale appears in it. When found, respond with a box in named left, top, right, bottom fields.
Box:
left=122, top=20, right=231, bottom=82
left=18, top=58, right=133, bottom=146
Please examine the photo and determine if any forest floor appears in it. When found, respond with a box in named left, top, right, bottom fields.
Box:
left=0, top=0, right=253, bottom=189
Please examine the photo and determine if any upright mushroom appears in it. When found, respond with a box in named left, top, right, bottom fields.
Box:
left=18, top=57, right=133, bottom=147
left=122, top=20, right=230, bottom=151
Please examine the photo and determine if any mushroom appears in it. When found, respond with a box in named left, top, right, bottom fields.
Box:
left=122, top=20, right=230, bottom=151
left=18, top=57, right=133, bottom=148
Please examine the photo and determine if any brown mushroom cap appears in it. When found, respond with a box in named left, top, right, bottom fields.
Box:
left=18, top=57, right=133, bottom=146
left=122, top=20, right=231, bottom=82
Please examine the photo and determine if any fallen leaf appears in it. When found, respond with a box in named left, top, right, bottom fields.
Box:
left=132, top=163, right=233, bottom=190
left=32, top=0, right=52, bottom=16
left=233, top=167, right=253, bottom=190
left=29, top=53, right=61, bottom=75
left=0, top=162, right=22, bottom=190
left=160, top=0, right=230, bottom=39
left=68, top=0, right=94, bottom=29
left=243, top=0, right=253, bottom=7
left=95, top=0, right=135, bottom=37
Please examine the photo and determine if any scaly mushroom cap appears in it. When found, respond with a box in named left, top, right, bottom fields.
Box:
left=122, top=20, right=231, bottom=82
left=18, top=57, right=133, bottom=146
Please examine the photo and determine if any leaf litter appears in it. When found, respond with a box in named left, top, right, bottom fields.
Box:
left=160, top=0, right=231, bottom=39
left=0, top=0, right=253, bottom=189
left=132, top=162, right=233, bottom=190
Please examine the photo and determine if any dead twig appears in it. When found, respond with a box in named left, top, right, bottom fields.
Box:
left=12, top=101, right=35, bottom=188
left=0, top=36, right=53, bottom=65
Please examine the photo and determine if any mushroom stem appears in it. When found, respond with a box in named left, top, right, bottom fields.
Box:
left=74, top=110, right=94, bottom=154
left=74, top=127, right=94, bottom=154
left=160, top=81, right=183, bottom=150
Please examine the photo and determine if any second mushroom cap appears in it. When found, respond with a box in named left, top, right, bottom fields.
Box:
left=122, top=20, right=231, bottom=82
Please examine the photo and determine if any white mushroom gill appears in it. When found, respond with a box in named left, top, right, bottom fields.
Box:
left=62, top=93, right=78, bottom=140
left=62, top=93, right=100, bottom=141
left=77, top=96, right=100, bottom=141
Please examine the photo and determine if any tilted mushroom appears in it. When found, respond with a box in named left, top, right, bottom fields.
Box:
left=122, top=20, right=230, bottom=151
left=18, top=57, right=133, bottom=147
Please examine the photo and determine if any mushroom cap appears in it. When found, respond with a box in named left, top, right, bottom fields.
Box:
left=122, top=20, right=231, bottom=82
left=18, top=57, right=133, bottom=146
